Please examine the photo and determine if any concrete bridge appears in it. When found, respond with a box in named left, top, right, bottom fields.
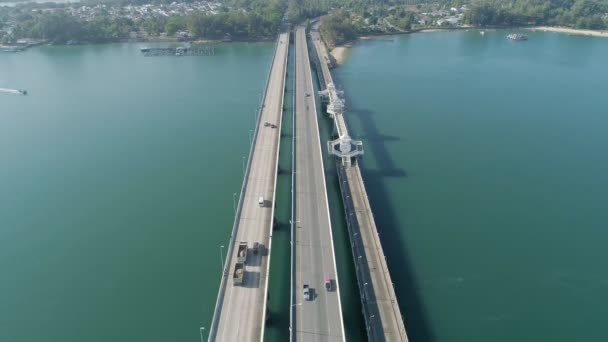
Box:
left=208, top=30, right=289, bottom=342
left=210, top=23, right=407, bottom=342
left=310, top=26, right=410, bottom=342
left=290, top=25, right=346, bottom=342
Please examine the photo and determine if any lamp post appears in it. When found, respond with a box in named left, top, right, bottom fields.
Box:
left=232, top=192, right=237, bottom=215
left=242, top=156, right=246, bottom=176
left=220, top=245, right=225, bottom=271
left=367, top=315, right=375, bottom=339
left=199, top=327, right=206, bottom=342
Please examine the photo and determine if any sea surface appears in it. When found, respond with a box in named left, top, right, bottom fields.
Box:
left=334, top=29, right=608, bottom=342
left=2, top=29, right=608, bottom=342
left=0, top=42, right=273, bottom=342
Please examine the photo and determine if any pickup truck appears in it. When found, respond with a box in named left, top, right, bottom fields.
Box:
left=237, top=241, right=248, bottom=263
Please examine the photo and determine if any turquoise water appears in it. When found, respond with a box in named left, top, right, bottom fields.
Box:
left=335, top=30, right=608, bottom=341
left=3, top=30, right=607, bottom=342
left=0, top=42, right=272, bottom=342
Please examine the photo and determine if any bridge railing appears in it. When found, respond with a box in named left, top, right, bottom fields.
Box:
left=335, top=162, right=385, bottom=341
left=260, top=31, right=290, bottom=342
left=354, top=165, right=409, bottom=341
left=289, top=29, right=297, bottom=342
left=208, top=34, right=282, bottom=342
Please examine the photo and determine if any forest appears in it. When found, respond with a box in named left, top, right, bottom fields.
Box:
left=2, top=0, right=285, bottom=43
left=464, top=0, right=608, bottom=29
left=316, top=0, right=608, bottom=47
left=2, top=0, right=607, bottom=44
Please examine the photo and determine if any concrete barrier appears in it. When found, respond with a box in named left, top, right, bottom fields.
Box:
left=289, top=30, right=297, bottom=341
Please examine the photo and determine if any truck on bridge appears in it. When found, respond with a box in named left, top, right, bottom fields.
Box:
left=233, top=262, right=245, bottom=286
left=237, top=241, right=248, bottom=263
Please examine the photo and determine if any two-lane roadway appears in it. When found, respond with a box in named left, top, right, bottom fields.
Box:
left=292, top=26, right=345, bottom=342
left=210, top=31, right=290, bottom=342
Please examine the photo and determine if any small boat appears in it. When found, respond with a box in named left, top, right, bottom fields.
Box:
left=507, top=33, right=528, bottom=41
left=140, top=47, right=150, bottom=52
left=480, top=31, right=485, bottom=36
left=18, top=90, right=27, bottom=95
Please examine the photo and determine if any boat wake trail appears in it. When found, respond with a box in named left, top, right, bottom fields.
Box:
left=0, top=88, right=27, bottom=95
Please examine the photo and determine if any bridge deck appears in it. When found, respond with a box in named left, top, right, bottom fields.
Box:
left=343, top=165, right=409, bottom=341
left=292, top=26, right=345, bottom=342
left=210, top=32, right=290, bottom=342
left=334, top=114, right=348, bottom=139
left=310, top=26, right=409, bottom=342
left=310, top=32, right=348, bottom=140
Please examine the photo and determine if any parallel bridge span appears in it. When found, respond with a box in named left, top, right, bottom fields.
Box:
left=209, top=30, right=290, bottom=342
left=290, top=25, right=346, bottom=342
left=310, top=25, right=410, bottom=342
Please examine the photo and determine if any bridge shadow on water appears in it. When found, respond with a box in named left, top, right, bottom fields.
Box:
left=341, top=100, right=436, bottom=342
left=308, top=36, right=434, bottom=340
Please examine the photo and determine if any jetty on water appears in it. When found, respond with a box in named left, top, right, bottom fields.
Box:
left=140, top=45, right=215, bottom=57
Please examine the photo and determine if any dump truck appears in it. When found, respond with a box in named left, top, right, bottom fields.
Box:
left=237, top=241, right=248, bottom=263
left=233, top=262, right=244, bottom=286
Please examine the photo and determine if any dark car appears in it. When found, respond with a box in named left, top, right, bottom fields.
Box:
left=325, top=277, right=332, bottom=291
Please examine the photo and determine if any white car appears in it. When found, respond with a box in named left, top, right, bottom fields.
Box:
left=303, top=284, right=311, bottom=301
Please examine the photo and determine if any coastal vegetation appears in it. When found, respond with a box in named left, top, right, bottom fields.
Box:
left=2, top=0, right=607, bottom=45
left=312, top=0, right=607, bottom=47
left=0, top=0, right=285, bottom=44
left=464, top=0, right=608, bottom=30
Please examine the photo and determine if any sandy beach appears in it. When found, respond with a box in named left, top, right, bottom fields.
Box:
left=330, top=44, right=351, bottom=64
left=528, top=26, right=608, bottom=37
left=417, top=28, right=444, bottom=33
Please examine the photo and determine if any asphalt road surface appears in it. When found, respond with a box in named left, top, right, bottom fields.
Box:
left=212, top=32, right=289, bottom=342
left=293, top=26, right=345, bottom=342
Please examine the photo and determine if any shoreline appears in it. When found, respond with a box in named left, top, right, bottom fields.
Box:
left=1, top=36, right=274, bottom=51
left=527, top=26, right=608, bottom=37
left=329, top=43, right=352, bottom=65
left=328, top=24, right=608, bottom=64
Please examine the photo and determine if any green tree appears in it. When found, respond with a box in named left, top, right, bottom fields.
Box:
left=165, top=15, right=186, bottom=35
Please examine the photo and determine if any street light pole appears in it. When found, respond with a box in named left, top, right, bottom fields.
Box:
left=199, top=327, right=206, bottom=342
left=220, top=245, right=225, bottom=273
left=367, top=315, right=375, bottom=339
left=242, top=156, right=246, bottom=176
left=232, top=192, right=237, bottom=215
